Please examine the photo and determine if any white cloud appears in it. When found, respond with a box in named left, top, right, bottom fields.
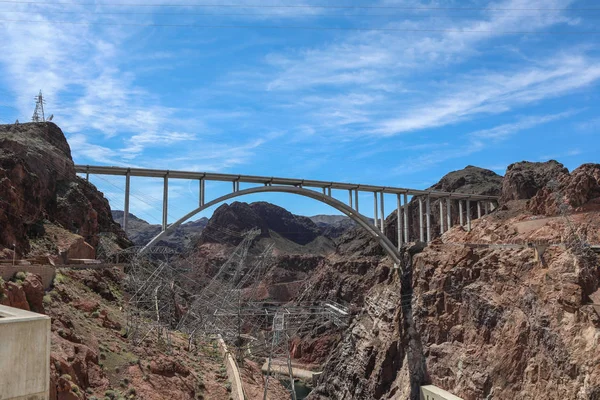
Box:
left=469, top=110, right=580, bottom=141
left=392, top=110, right=577, bottom=174
left=375, top=56, right=600, bottom=135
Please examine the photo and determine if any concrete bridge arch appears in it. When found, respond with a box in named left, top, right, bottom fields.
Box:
left=139, top=185, right=403, bottom=268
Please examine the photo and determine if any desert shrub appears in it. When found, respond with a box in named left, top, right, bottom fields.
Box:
left=43, top=294, right=52, bottom=306
left=0, top=277, right=5, bottom=300
left=53, top=272, right=67, bottom=285
left=127, top=387, right=136, bottom=395
left=91, top=311, right=100, bottom=318
left=14, top=271, right=27, bottom=282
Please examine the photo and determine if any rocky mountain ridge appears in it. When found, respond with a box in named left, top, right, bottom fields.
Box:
left=111, top=210, right=209, bottom=251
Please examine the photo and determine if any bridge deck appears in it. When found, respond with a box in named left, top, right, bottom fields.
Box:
left=75, top=165, right=499, bottom=201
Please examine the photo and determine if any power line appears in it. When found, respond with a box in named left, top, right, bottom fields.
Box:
left=0, top=9, right=598, bottom=18
left=0, top=1, right=598, bottom=11
left=0, top=18, right=598, bottom=34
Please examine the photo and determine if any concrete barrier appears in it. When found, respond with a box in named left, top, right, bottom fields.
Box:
left=0, top=265, right=56, bottom=289
left=0, top=305, right=51, bottom=400
left=421, top=385, right=463, bottom=400
left=216, top=336, right=246, bottom=400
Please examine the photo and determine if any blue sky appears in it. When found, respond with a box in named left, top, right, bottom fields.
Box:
left=0, top=0, right=598, bottom=225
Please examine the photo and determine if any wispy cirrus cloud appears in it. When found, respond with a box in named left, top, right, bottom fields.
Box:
left=392, top=110, right=578, bottom=174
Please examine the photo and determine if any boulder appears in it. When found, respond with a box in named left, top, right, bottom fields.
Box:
left=21, top=273, right=45, bottom=313
left=0, top=280, right=30, bottom=310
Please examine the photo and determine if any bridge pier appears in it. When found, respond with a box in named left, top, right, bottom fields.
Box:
left=199, top=178, right=205, bottom=207
left=477, top=201, right=482, bottom=219
left=458, top=200, right=464, bottom=227
left=348, top=189, right=353, bottom=208
left=446, top=198, right=452, bottom=230
left=466, top=200, right=471, bottom=232
left=123, top=171, right=130, bottom=234
left=162, top=174, right=169, bottom=231
left=403, top=193, right=409, bottom=243
left=397, top=194, right=402, bottom=249
left=426, top=196, right=431, bottom=242
left=439, top=200, right=445, bottom=234
left=419, top=197, right=424, bottom=242
left=354, top=189, right=359, bottom=212
left=373, top=192, right=378, bottom=230
left=380, top=192, right=385, bottom=234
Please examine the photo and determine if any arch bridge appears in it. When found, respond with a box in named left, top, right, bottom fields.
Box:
left=75, top=165, right=499, bottom=270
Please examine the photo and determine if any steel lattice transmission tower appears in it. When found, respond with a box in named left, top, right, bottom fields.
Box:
left=31, top=90, right=46, bottom=122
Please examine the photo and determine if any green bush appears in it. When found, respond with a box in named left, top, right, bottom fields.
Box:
left=14, top=271, right=27, bottom=282
left=91, top=311, right=100, bottom=318
left=53, top=272, right=68, bottom=285
left=0, top=277, right=5, bottom=300
left=43, top=294, right=52, bottom=306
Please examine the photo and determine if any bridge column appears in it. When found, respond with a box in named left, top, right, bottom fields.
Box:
left=123, top=170, right=130, bottom=234
left=162, top=174, right=169, bottom=231
left=380, top=192, right=385, bottom=234
left=373, top=192, right=378, bottom=230
left=419, top=197, right=424, bottom=242
left=322, top=187, right=326, bottom=195
left=348, top=190, right=353, bottom=208
left=459, top=200, right=464, bottom=226
left=397, top=194, right=402, bottom=249
left=354, top=189, right=359, bottom=212
left=426, top=196, right=431, bottom=242
left=403, top=193, right=409, bottom=243
left=327, top=187, right=332, bottom=197
left=439, top=199, right=445, bottom=234
left=466, top=200, right=471, bottom=231
left=199, top=178, right=205, bottom=207
left=484, top=201, right=489, bottom=214
left=477, top=201, right=482, bottom=219
left=446, top=198, right=452, bottom=229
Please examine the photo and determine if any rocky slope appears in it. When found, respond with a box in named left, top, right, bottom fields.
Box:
left=111, top=210, right=208, bottom=250
left=1, top=267, right=289, bottom=400
left=306, top=162, right=600, bottom=400
left=0, top=122, right=130, bottom=259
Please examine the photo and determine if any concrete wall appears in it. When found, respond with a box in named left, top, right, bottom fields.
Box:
left=216, top=336, right=246, bottom=400
left=0, top=305, right=51, bottom=400
left=421, top=385, right=463, bottom=400
left=0, top=265, right=56, bottom=290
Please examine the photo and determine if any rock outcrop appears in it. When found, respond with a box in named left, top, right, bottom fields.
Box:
left=500, top=160, right=568, bottom=203
left=0, top=122, right=130, bottom=257
left=529, top=163, right=600, bottom=216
